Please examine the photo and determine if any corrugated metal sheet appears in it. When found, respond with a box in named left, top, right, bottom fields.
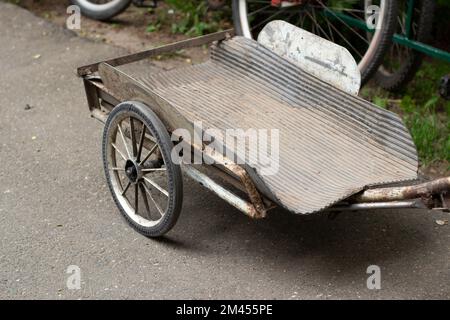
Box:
left=131, top=36, right=418, bottom=214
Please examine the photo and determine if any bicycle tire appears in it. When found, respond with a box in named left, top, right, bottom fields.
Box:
left=70, top=0, right=132, bottom=21
left=375, top=0, right=436, bottom=91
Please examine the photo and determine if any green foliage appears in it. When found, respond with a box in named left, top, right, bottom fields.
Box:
left=373, top=96, right=388, bottom=109
left=146, top=23, right=160, bottom=33
left=365, top=60, right=450, bottom=166
left=400, top=94, right=449, bottom=164
left=147, top=0, right=230, bottom=36
left=164, top=0, right=227, bottom=36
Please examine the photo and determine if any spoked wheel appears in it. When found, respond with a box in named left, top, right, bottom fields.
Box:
left=103, top=102, right=183, bottom=237
left=70, top=0, right=132, bottom=21
left=375, top=0, right=436, bottom=91
left=232, top=0, right=398, bottom=86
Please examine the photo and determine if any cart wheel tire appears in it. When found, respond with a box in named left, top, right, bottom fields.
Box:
left=375, top=0, right=436, bottom=91
left=69, top=0, right=132, bottom=21
left=102, top=101, right=183, bottom=237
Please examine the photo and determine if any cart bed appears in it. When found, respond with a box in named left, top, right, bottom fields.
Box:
left=99, top=36, right=419, bottom=214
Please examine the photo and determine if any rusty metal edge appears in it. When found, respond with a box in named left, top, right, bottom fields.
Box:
left=77, top=29, right=234, bottom=77
left=353, top=177, right=450, bottom=203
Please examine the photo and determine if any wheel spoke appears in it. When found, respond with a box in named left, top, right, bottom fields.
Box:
left=248, top=4, right=272, bottom=17
left=310, top=6, right=365, bottom=14
left=134, top=184, right=139, bottom=214
left=117, top=122, right=132, bottom=159
left=130, top=117, right=138, bottom=157
left=141, top=143, right=158, bottom=165
left=139, top=182, right=152, bottom=219
left=320, top=9, right=364, bottom=59
left=305, top=9, right=331, bottom=41
left=250, top=7, right=286, bottom=31
left=316, top=0, right=369, bottom=46
left=143, top=176, right=169, bottom=198
left=137, top=122, right=146, bottom=162
left=142, top=182, right=164, bottom=216
left=111, top=142, right=127, bottom=161
left=109, top=167, right=125, bottom=171
left=142, top=168, right=167, bottom=173
left=121, top=181, right=131, bottom=196
left=325, top=15, right=335, bottom=42
left=104, top=104, right=180, bottom=233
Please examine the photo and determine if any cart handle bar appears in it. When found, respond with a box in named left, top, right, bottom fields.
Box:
left=77, top=29, right=234, bottom=77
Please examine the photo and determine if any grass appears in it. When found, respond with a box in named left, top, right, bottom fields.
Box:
left=362, top=60, right=450, bottom=168
left=146, top=0, right=231, bottom=36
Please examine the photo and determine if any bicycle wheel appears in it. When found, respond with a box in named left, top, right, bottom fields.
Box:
left=232, top=0, right=398, bottom=86
left=375, top=0, right=436, bottom=91
left=70, top=0, right=132, bottom=21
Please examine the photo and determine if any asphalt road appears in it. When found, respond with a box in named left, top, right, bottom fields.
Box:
left=0, top=2, right=449, bottom=299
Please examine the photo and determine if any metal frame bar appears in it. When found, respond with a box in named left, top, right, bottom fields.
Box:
left=77, top=29, right=234, bottom=77
left=353, top=177, right=450, bottom=203
left=327, top=199, right=427, bottom=212
left=405, top=0, right=415, bottom=39
left=323, top=8, right=450, bottom=63
left=183, top=165, right=264, bottom=219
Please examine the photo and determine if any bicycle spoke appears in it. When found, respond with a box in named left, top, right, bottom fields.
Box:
left=250, top=8, right=286, bottom=31
left=322, top=13, right=364, bottom=59
left=311, top=8, right=327, bottom=40
left=324, top=14, right=335, bottom=42
left=248, top=4, right=272, bottom=17
left=398, top=15, right=406, bottom=35
left=316, top=0, right=369, bottom=46
left=305, top=8, right=331, bottom=41
left=310, top=6, right=365, bottom=14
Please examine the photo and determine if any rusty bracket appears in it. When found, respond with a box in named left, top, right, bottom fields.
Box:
left=223, top=163, right=268, bottom=219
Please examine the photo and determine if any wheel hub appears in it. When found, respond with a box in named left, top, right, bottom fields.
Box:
left=125, top=159, right=140, bottom=184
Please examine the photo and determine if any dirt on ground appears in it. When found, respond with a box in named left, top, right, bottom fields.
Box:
left=16, top=0, right=214, bottom=66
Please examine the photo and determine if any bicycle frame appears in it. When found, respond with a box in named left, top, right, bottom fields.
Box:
left=323, top=0, right=450, bottom=63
